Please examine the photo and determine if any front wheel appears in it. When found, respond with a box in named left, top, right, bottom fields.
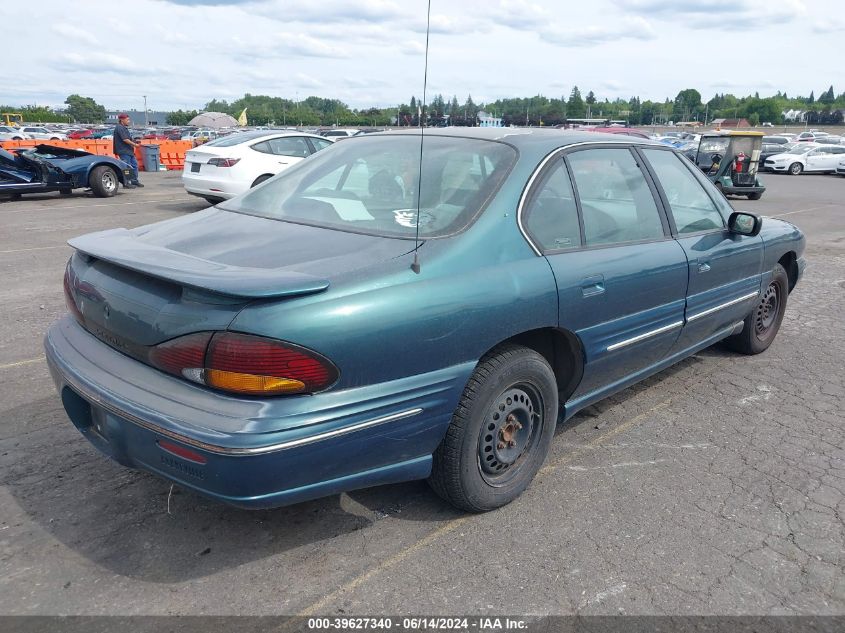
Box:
left=724, top=264, right=789, bottom=355
left=89, top=166, right=118, bottom=197
left=429, top=345, right=558, bottom=512
left=789, top=162, right=803, bottom=175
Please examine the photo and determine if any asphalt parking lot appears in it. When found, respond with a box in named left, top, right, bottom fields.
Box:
left=0, top=170, right=843, bottom=617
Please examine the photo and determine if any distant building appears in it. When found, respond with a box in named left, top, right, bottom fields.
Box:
left=782, top=109, right=807, bottom=123
left=477, top=111, right=503, bottom=127
left=105, top=110, right=170, bottom=126
left=710, top=118, right=751, bottom=128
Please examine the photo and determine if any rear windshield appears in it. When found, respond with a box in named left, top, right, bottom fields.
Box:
left=204, top=131, right=284, bottom=147
left=219, top=135, right=517, bottom=238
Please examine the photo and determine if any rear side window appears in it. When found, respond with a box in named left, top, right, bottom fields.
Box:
left=523, top=159, right=580, bottom=251
left=567, top=148, right=664, bottom=246
left=311, top=138, right=333, bottom=151
left=268, top=137, right=311, bottom=157
left=642, top=149, right=725, bottom=234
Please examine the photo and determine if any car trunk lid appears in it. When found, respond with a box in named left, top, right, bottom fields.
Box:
left=66, top=207, right=416, bottom=348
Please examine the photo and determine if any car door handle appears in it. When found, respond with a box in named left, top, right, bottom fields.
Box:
left=698, top=262, right=711, bottom=273
left=580, top=274, right=605, bottom=297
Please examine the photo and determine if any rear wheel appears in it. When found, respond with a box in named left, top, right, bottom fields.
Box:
left=89, top=166, right=118, bottom=197
left=724, top=264, right=788, bottom=355
left=747, top=191, right=763, bottom=200
left=251, top=174, right=273, bottom=188
left=428, top=345, right=558, bottom=512
left=202, top=196, right=225, bottom=205
left=788, top=162, right=803, bottom=175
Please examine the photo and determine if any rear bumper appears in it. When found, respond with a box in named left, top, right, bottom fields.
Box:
left=722, top=185, right=765, bottom=195
left=182, top=172, right=245, bottom=199
left=45, top=316, right=466, bottom=508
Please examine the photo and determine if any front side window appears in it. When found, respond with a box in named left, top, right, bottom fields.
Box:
left=643, top=149, right=725, bottom=234
left=567, top=148, right=664, bottom=246
left=220, top=135, right=517, bottom=238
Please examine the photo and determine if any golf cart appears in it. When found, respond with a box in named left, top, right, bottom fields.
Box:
left=694, top=130, right=765, bottom=200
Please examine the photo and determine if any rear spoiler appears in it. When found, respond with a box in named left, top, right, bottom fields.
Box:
left=68, top=228, right=330, bottom=299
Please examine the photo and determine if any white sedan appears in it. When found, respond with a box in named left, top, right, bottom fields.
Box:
left=21, top=126, right=68, bottom=140
left=0, top=126, right=32, bottom=140
left=182, top=130, right=334, bottom=203
left=764, top=143, right=845, bottom=175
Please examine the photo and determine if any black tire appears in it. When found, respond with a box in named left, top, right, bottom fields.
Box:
left=251, top=174, right=273, bottom=188
left=428, top=344, right=558, bottom=512
left=788, top=162, right=803, bottom=176
left=88, top=166, right=118, bottom=197
left=202, top=196, right=225, bottom=205
left=724, top=264, right=789, bottom=355
left=747, top=191, right=763, bottom=200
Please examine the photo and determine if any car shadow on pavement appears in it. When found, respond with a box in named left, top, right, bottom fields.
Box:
left=3, top=352, right=711, bottom=584
left=1, top=396, right=461, bottom=584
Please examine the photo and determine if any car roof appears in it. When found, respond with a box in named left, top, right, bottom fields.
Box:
left=374, top=127, right=664, bottom=154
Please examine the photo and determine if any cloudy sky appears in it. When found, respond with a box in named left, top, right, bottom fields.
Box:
left=6, top=0, right=842, bottom=113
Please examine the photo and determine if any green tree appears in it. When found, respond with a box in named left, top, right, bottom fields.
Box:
left=567, top=86, right=585, bottom=118
left=818, top=85, right=835, bottom=104
left=585, top=90, right=596, bottom=105
left=64, top=94, right=106, bottom=123
left=167, top=109, right=199, bottom=126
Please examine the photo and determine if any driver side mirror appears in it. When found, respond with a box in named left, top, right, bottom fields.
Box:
left=728, top=211, right=762, bottom=237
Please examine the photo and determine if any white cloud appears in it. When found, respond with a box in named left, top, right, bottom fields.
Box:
left=52, top=52, right=137, bottom=74
left=50, top=24, right=99, bottom=45
left=540, top=16, right=656, bottom=47
left=811, top=20, right=845, bottom=33
left=615, top=0, right=807, bottom=28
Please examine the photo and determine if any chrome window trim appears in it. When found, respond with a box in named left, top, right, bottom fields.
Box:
left=686, top=291, right=759, bottom=323
left=60, top=370, right=423, bottom=456
left=606, top=320, right=684, bottom=352
left=516, top=140, right=646, bottom=256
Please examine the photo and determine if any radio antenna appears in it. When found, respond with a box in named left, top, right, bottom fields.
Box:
left=411, top=0, right=432, bottom=275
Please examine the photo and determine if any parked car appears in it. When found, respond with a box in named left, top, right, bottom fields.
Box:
left=321, top=128, right=359, bottom=139
left=182, top=130, right=333, bottom=203
left=837, top=157, right=845, bottom=176
left=46, top=129, right=805, bottom=512
left=182, top=129, right=219, bottom=144
left=21, top=126, right=68, bottom=140
left=67, top=129, right=95, bottom=139
left=794, top=131, right=829, bottom=142
left=762, top=136, right=790, bottom=145
left=0, top=144, right=131, bottom=198
left=764, top=143, right=845, bottom=174
left=0, top=125, right=32, bottom=140
left=584, top=127, right=651, bottom=139
left=759, top=142, right=796, bottom=168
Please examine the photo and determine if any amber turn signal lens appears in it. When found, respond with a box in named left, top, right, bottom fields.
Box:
left=204, top=369, right=306, bottom=395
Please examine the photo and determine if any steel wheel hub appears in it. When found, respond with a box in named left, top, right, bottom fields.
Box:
left=755, top=283, right=779, bottom=335
left=479, top=387, right=538, bottom=477
left=102, top=172, right=116, bottom=192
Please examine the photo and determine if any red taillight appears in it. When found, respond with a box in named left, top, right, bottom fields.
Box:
left=63, top=263, right=84, bottom=323
left=207, top=158, right=240, bottom=167
left=147, top=332, right=338, bottom=396
left=147, top=332, right=212, bottom=376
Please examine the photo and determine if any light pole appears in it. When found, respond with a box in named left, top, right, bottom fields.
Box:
left=143, top=95, right=148, bottom=127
